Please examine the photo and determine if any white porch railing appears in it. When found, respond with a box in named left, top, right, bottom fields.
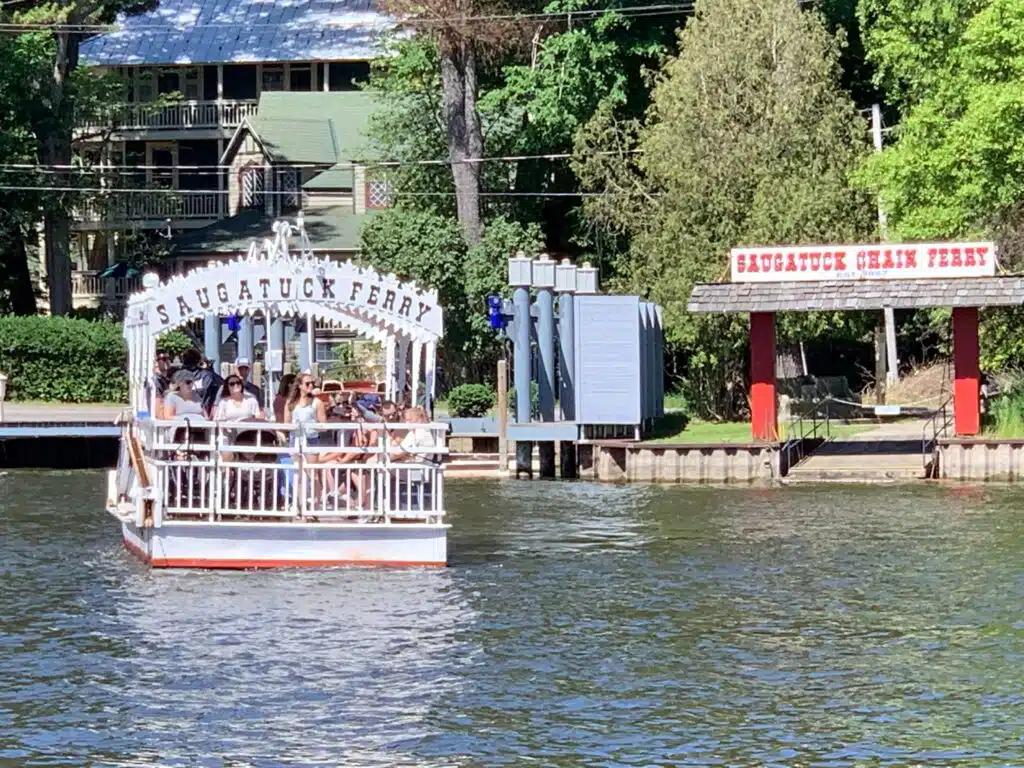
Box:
left=72, top=270, right=142, bottom=299
left=77, top=100, right=259, bottom=132
left=135, top=419, right=448, bottom=524
left=77, top=191, right=221, bottom=222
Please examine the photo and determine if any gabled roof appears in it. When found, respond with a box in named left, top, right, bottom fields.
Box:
left=81, top=0, right=393, bottom=67
left=222, top=91, right=378, bottom=167
left=302, top=163, right=355, bottom=190
left=173, top=205, right=377, bottom=254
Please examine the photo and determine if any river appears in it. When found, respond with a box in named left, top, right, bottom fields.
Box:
left=1, top=471, right=1022, bottom=766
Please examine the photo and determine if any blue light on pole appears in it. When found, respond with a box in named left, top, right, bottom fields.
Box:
left=227, top=313, right=242, bottom=333
left=487, top=295, right=507, bottom=330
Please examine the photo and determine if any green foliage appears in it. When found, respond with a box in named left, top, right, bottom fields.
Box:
left=0, top=315, right=127, bottom=402
left=360, top=209, right=542, bottom=382
left=156, top=329, right=193, bottom=358
left=509, top=380, right=540, bottom=419
left=855, top=0, right=1024, bottom=254
left=575, top=0, right=874, bottom=417
left=986, top=375, right=1024, bottom=436
left=446, top=383, right=497, bottom=417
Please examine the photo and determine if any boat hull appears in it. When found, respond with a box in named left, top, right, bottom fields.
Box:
left=119, top=518, right=448, bottom=569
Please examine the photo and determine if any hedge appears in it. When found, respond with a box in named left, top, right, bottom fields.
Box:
left=0, top=316, right=128, bottom=402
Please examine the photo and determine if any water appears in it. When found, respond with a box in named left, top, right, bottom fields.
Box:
left=2, top=472, right=1023, bottom=766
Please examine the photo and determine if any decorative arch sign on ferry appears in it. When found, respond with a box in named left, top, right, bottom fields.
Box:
left=730, top=241, right=997, bottom=283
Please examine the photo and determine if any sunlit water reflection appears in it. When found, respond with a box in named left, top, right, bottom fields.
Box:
left=2, top=472, right=1023, bottom=765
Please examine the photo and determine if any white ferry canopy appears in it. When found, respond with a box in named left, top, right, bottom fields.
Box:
left=121, top=218, right=444, bottom=412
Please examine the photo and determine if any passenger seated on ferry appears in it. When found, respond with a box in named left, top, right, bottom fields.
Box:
left=162, top=370, right=206, bottom=419
left=180, top=349, right=221, bottom=416
left=309, top=406, right=367, bottom=504
left=285, top=373, right=327, bottom=446
left=391, top=407, right=437, bottom=463
left=272, top=373, right=296, bottom=423
left=215, top=375, right=263, bottom=421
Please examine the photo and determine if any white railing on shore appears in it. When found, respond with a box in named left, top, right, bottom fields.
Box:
left=77, top=191, right=221, bottom=222
left=133, top=419, right=449, bottom=524
left=77, top=100, right=259, bottom=132
left=72, top=270, right=142, bottom=299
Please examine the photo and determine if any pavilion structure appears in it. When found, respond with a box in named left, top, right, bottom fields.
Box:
left=687, top=241, right=1019, bottom=441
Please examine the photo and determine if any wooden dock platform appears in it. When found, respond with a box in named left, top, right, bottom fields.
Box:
left=0, top=403, right=125, bottom=439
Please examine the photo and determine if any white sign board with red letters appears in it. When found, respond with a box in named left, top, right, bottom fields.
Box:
left=730, top=242, right=996, bottom=282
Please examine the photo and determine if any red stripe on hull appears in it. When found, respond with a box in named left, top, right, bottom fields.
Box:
left=123, top=537, right=151, bottom=564
left=150, top=557, right=446, bottom=569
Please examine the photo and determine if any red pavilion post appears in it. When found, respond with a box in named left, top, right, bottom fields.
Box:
left=952, top=307, right=981, bottom=436
left=750, top=311, right=778, bottom=442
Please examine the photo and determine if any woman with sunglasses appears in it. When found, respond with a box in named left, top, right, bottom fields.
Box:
left=284, top=373, right=327, bottom=446
left=214, top=375, right=263, bottom=422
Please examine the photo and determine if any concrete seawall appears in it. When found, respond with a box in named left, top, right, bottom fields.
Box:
left=578, top=442, right=787, bottom=484
left=938, top=438, right=1024, bottom=481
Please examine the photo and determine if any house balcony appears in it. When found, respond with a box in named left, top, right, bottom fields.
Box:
left=76, top=99, right=259, bottom=137
left=71, top=270, right=142, bottom=310
left=75, top=190, right=222, bottom=231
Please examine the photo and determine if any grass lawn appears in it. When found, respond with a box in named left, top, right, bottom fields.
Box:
left=644, top=414, right=875, bottom=444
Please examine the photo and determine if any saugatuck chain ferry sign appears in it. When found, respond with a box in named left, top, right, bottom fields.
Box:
left=730, top=241, right=997, bottom=283
left=143, top=257, right=442, bottom=338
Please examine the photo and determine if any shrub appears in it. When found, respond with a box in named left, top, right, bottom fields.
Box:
left=156, top=329, right=193, bottom=358
left=446, top=383, right=496, bottom=417
left=0, top=315, right=128, bottom=402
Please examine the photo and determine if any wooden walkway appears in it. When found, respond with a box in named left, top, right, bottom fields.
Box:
left=786, top=418, right=931, bottom=482
left=0, top=403, right=126, bottom=439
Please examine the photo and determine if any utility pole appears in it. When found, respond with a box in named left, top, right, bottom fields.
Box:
left=872, top=103, right=899, bottom=387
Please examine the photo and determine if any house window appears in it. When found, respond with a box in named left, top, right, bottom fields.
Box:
left=137, top=69, right=156, bottom=102
left=289, top=64, right=312, bottom=92
left=261, top=65, right=285, bottom=92
left=241, top=165, right=265, bottom=209
left=366, top=179, right=393, bottom=209
left=278, top=168, right=299, bottom=210
left=183, top=69, right=201, bottom=100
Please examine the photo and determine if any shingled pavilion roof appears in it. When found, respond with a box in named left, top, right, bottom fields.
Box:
left=687, top=276, right=1024, bottom=313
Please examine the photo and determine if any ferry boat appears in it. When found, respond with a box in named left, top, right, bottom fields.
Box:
left=106, top=217, right=450, bottom=568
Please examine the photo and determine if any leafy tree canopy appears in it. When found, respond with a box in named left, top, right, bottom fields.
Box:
left=575, top=0, right=875, bottom=415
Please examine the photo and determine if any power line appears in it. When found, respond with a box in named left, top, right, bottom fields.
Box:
left=0, top=3, right=695, bottom=32
left=0, top=184, right=628, bottom=198
left=0, top=149, right=643, bottom=174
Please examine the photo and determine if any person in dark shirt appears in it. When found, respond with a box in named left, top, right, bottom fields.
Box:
left=181, top=349, right=221, bottom=417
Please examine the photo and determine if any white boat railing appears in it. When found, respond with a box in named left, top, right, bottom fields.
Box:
left=132, top=419, right=449, bottom=525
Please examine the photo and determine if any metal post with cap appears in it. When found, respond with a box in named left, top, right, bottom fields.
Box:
left=556, top=259, right=578, bottom=478
left=509, top=252, right=534, bottom=478
left=533, top=253, right=557, bottom=478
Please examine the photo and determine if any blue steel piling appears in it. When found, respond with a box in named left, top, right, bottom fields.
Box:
left=557, top=259, right=577, bottom=478
left=237, top=317, right=255, bottom=366
left=535, top=256, right=557, bottom=478
left=510, top=252, right=534, bottom=478
left=203, top=313, right=220, bottom=371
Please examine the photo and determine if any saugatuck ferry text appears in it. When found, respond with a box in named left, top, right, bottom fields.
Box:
left=731, top=242, right=995, bottom=282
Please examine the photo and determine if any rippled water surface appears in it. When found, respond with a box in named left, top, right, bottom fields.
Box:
left=2, top=472, right=1024, bottom=766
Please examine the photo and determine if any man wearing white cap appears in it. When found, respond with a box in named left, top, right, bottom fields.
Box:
left=234, top=357, right=264, bottom=407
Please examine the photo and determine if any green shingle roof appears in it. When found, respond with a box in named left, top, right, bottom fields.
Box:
left=172, top=206, right=377, bottom=255
left=302, top=163, right=355, bottom=190
left=241, top=91, right=379, bottom=165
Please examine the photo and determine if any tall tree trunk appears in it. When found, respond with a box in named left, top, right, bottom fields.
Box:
left=42, top=29, right=79, bottom=316
left=0, top=221, right=39, bottom=315
left=440, top=34, right=484, bottom=247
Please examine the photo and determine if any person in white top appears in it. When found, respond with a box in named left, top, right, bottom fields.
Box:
left=214, top=374, right=263, bottom=421
left=161, top=370, right=206, bottom=419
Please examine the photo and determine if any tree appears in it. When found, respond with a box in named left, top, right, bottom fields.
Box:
left=360, top=209, right=542, bottom=384
left=376, top=2, right=517, bottom=246
left=856, top=0, right=1024, bottom=250
left=574, top=0, right=874, bottom=417
left=8, top=0, right=156, bottom=315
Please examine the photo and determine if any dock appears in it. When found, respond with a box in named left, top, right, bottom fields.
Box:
left=0, top=404, right=125, bottom=468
